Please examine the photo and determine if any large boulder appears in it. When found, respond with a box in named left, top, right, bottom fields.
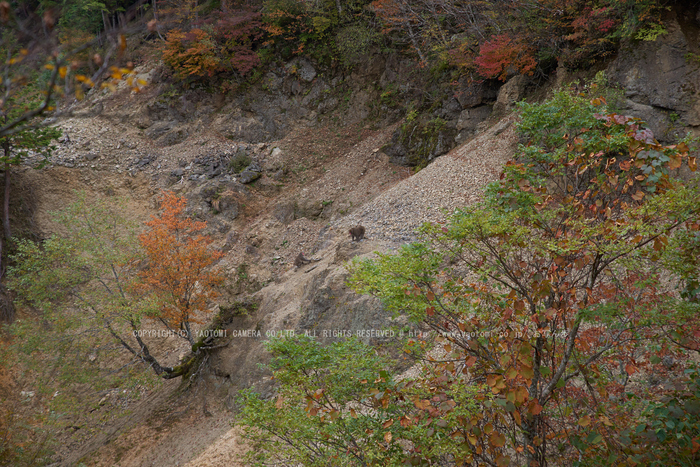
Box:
left=239, top=162, right=262, bottom=184
left=272, top=200, right=296, bottom=224
left=454, top=79, right=500, bottom=109
left=493, top=75, right=529, bottom=116
left=455, top=105, right=493, bottom=144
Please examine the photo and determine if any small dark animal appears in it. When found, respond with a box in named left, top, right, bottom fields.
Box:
left=294, top=252, right=319, bottom=268
left=349, top=225, right=365, bottom=242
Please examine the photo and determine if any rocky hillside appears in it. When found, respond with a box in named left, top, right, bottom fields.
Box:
left=7, top=6, right=700, bottom=466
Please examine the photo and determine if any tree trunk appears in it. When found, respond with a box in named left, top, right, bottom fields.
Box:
left=0, top=132, right=6, bottom=276
left=406, top=22, right=427, bottom=64
left=162, top=356, right=197, bottom=379
left=3, top=161, right=11, bottom=240
left=127, top=325, right=174, bottom=375
left=102, top=10, right=108, bottom=33
left=184, top=319, right=195, bottom=345
left=0, top=220, right=3, bottom=277
left=523, top=413, right=547, bottom=466
left=0, top=283, right=15, bottom=322
left=153, top=0, right=164, bottom=40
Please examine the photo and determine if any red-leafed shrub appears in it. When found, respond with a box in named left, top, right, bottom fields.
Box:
left=214, top=11, right=264, bottom=75
left=162, top=10, right=263, bottom=81
left=370, top=0, right=663, bottom=79
left=474, top=34, right=537, bottom=81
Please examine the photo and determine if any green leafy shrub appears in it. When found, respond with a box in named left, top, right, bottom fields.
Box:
left=335, top=23, right=381, bottom=65
left=227, top=152, right=252, bottom=173
left=236, top=336, right=407, bottom=466
left=348, top=87, right=699, bottom=465
left=237, top=335, right=487, bottom=466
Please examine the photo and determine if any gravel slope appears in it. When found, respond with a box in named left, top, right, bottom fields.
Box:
left=334, top=117, right=517, bottom=243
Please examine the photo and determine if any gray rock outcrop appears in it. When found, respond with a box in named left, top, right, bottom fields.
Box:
left=607, top=8, right=700, bottom=140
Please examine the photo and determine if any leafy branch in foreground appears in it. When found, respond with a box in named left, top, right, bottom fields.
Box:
left=0, top=3, right=147, bottom=140
left=236, top=335, right=483, bottom=467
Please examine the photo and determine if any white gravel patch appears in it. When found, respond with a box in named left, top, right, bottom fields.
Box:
left=335, top=117, right=518, bottom=243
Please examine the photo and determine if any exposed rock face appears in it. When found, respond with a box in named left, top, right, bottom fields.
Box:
left=383, top=118, right=458, bottom=167
left=454, top=79, right=499, bottom=109
left=263, top=146, right=285, bottom=172
left=493, top=75, right=530, bottom=116
left=273, top=200, right=296, bottom=224
left=127, top=52, right=506, bottom=171
left=620, top=99, right=677, bottom=143
left=295, top=197, right=324, bottom=220
left=456, top=105, right=493, bottom=143
left=607, top=6, right=700, bottom=139
left=185, top=179, right=248, bottom=229
left=210, top=240, right=399, bottom=403
left=213, top=191, right=240, bottom=221
left=297, top=268, right=389, bottom=342
left=381, top=77, right=498, bottom=167
left=286, top=57, right=317, bottom=82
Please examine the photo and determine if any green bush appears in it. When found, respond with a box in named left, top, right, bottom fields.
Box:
left=228, top=152, right=252, bottom=173
left=335, top=23, right=381, bottom=65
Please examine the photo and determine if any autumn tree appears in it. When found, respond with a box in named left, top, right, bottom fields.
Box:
left=346, top=85, right=700, bottom=465
left=135, top=190, right=224, bottom=346
left=161, top=9, right=263, bottom=82
left=4, top=190, right=230, bottom=463
left=474, top=34, right=537, bottom=81
left=0, top=2, right=148, bottom=298
left=4, top=190, right=229, bottom=462
left=9, top=191, right=225, bottom=380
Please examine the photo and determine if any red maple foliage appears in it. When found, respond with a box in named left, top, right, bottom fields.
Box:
left=162, top=9, right=262, bottom=80
left=474, top=34, right=537, bottom=81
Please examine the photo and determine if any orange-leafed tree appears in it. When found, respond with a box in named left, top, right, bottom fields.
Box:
left=137, top=191, right=224, bottom=345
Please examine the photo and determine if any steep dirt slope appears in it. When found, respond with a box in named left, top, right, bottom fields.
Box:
left=147, top=116, right=518, bottom=467
left=19, top=69, right=413, bottom=466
